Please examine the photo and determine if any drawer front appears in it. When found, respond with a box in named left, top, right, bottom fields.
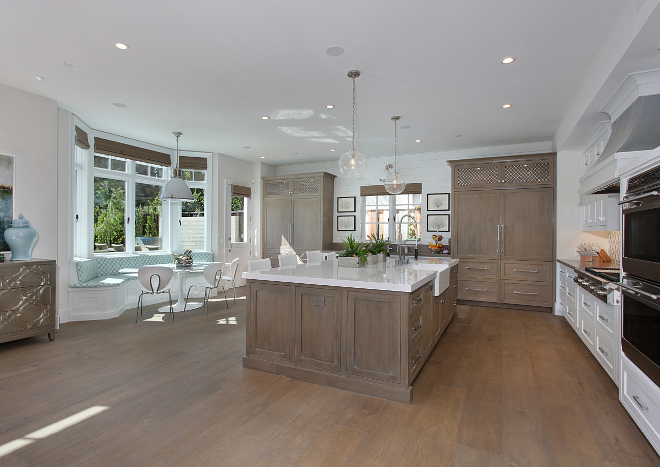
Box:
left=409, top=308, right=423, bottom=343
left=457, top=260, right=499, bottom=279
left=0, top=264, right=51, bottom=289
left=501, top=281, right=553, bottom=307
left=580, top=291, right=596, bottom=320
left=502, top=261, right=552, bottom=282
left=594, top=328, right=615, bottom=380
left=410, top=287, right=425, bottom=315
left=566, top=281, right=578, bottom=303
left=579, top=314, right=595, bottom=350
left=622, top=362, right=660, bottom=441
left=566, top=298, right=578, bottom=329
left=457, top=279, right=498, bottom=302
left=595, top=301, right=616, bottom=339
left=408, top=338, right=424, bottom=385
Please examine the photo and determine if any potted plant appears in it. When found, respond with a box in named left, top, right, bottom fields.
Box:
left=338, top=234, right=368, bottom=268
left=368, top=233, right=390, bottom=262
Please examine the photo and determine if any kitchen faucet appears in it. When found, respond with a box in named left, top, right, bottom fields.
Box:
left=397, top=214, right=416, bottom=265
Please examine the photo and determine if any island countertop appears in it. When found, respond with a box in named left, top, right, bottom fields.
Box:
left=242, top=258, right=459, bottom=294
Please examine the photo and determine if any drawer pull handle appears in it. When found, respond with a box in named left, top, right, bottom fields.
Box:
left=465, top=288, right=487, bottom=291
left=583, top=328, right=590, bottom=336
left=412, top=324, right=422, bottom=331
left=567, top=292, right=574, bottom=298
left=466, top=267, right=489, bottom=270
left=440, top=300, right=445, bottom=304
left=598, top=314, right=609, bottom=323
left=514, top=291, right=538, bottom=295
left=560, top=270, right=566, bottom=275
left=598, top=346, right=608, bottom=356
left=633, top=395, right=649, bottom=411
left=582, top=302, right=591, bottom=308
left=513, top=269, right=538, bottom=273
left=412, top=354, right=421, bottom=364
left=560, top=285, right=566, bottom=291
left=425, top=284, right=434, bottom=290
left=567, top=311, right=573, bottom=316
left=413, top=298, right=422, bottom=305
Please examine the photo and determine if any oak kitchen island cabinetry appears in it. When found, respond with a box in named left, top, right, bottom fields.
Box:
left=242, top=259, right=459, bottom=403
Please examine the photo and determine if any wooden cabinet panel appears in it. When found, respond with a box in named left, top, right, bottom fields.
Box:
left=457, top=259, right=499, bottom=279
left=501, top=188, right=554, bottom=261
left=421, top=281, right=435, bottom=358
left=408, top=338, right=424, bottom=385
left=248, top=283, right=294, bottom=362
left=409, top=308, right=423, bottom=343
left=435, top=289, right=448, bottom=343
left=295, top=286, right=341, bottom=372
left=501, top=159, right=554, bottom=188
left=264, top=179, right=292, bottom=197
left=501, top=261, right=553, bottom=281
left=501, top=281, right=553, bottom=307
left=346, top=291, right=401, bottom=383
left=457, top=279, right=499, bottom=302
left=453, top=163, right=502, bottom=190
left=292, top=197, right=322, bottom=251
left=263, top=198, right=292, bottom=251
left=453, top=190, right=501, bottom=259
left=449, top=265, right=458, bottom=314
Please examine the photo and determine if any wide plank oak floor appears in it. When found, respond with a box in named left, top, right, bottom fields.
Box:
left=1, top=290, right=659, bottom=466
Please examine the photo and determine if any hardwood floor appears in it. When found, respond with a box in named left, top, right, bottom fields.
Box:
left=1, top=291, right=659, bottom=466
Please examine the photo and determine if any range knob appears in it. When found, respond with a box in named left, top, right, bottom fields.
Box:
left=595, top=288, right=608, bottom=296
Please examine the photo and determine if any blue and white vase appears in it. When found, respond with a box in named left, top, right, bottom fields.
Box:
left=4, top=214, right=39, bottom=261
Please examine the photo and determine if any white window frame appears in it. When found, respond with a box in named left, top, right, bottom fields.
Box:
left=362, top=193, right=421, bottom=242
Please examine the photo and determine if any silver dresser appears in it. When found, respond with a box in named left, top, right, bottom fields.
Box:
left=0, top=259, right=56, bottom=344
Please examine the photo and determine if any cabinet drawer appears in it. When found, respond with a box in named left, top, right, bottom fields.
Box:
left=457, top=279, right=498, bottom=302
left=622, top=362, right=660, bottom=441
left=0, top=264, right=51, bottom=289
left=594, top=328, right=615, bottom=380
left=457, top=260, right=499, bottom=279
left=410, top=287, right=425, bottom=315
left=502, top=261, right=552, bottom=282
left=579, top=314, right=595, bottom=350
left=408, top=339, right=424, bottom=385
left=566, top=280, right=578, bottom=302
left=565, top=298, right=578, bottom=329
left=580, top=291, right=596, bottom=320
left=501, top=281, right=552, bottom=307
left=595, top=301, right=616, bottom=340
left=409, top=308, right=423, bottom=343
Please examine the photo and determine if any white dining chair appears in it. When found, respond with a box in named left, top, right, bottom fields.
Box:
left=221, top=258, right=240, bottom=305
left=278, top=254, right=299, bottom=268
left=306, top=251, right=323, bottom=263
left=248, top=258, right=272, bottom=272
left=325, top=252, right=337, bottom=260
left=136, top=266, right=174, bottom=322
left=183, top=262, right=226, bottom=314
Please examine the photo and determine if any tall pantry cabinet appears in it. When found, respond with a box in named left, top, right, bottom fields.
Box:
left=262, top=172, right=335, bottom=267
left=448, top=154, right=556, bottom=309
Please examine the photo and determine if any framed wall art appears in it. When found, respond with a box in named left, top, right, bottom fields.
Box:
left=337, top=196, right=356, bottom=213
left=0, top=154, right=14, bottom=252
left=337, top=215, right=356, bottom=231
left=427, top=214, right=449, bottom=232
left=427, top=193, right=449, bottom=211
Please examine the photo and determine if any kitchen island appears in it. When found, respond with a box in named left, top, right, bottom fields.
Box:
left=242, top=258, right=458, bottom=403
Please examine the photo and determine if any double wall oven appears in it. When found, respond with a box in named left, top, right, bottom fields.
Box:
left=620, top=165, right=660, bottom=386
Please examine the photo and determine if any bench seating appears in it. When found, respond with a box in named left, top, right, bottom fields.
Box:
left=67, top=252, right=215, bottom=322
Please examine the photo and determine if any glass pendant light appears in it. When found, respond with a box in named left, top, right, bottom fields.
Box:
left=338, top=70, right=367, bottom=178
left=384, top=116, right=406, bottom=194
left=161, top=131, right=194, bottom=200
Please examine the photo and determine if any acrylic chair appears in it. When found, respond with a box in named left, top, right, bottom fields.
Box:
left=183, top=262, right=226, bottom=314
left=247, top=258, right=272, bottom=272
left=278, top=254, right=299, bottom=268
left=306, top=251, right=323, bottom=263
left=325, top=252, right=337, bottom=260
left=136, top=266, right=173, bottom=323
left=220, top=258, right=240, bottom=305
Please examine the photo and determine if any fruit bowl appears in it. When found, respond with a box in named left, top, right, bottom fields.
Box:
left=429, top=247, right=443, bottom=254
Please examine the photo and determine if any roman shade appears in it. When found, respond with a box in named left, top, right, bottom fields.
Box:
left=179, top=156, right=207, bottom=171
left=360, top=183, right=422, bottom=197
left=231, top=185, right=251, bottom=198
left=94, top=137, right=171, bottom=167
left=74, top=126, right=90, bottom=150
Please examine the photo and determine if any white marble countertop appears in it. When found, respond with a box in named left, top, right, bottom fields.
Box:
left=243, top=258, right=459, bottom=294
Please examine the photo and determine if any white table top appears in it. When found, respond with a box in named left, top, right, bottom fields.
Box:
left=242, top=258, right=459, bottom=293
left=118, top=262, right=220, bottom=274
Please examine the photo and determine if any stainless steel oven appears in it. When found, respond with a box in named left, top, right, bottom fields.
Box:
left=619, top=275, right=660, bottom=386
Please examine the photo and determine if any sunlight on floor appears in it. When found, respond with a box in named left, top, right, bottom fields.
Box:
left=217, top=317, right=237, bottom=325
left=144, top=313, right=166, bottom=322
left=0, top=406, right=109, bottom=458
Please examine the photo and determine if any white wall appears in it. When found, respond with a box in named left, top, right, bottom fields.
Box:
left=275, top=141, right=552, bottom=245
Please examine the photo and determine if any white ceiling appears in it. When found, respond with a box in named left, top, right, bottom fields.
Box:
left=1, top=0, right=626, bottom=164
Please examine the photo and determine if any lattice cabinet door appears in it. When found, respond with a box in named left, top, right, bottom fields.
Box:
left=502, top=159, right=554, bottom=187
left=291, top=177, right=321, bottom=196
left=453, top=163, right=502, bottom=190
left=264, top=179, right=292, bottom=198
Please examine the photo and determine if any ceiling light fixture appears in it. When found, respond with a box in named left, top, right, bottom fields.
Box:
left=330, top=149, right=336, bottom=152
left=326, top=104, right=335, bottom=109
left=502, top=104, right=512, bottom=108
left=160, top=132, right=193, bottom=201
left=325, top=46, right=344, bottom=56
left=242, top=146, right=251, bottom=149
left=384, top=116, right=406, bottom=195
left=400, top=125, right=411, bottom=130
left=501, top=57, right=515, bottom=64
left=35, top=76, right=46, bottom=81
left=113, top=103, right=128, bottom=108
left=415, top=139, right=422, bottom=143
left=338, top=70, right=367, bottom=179
left=115, top=43, right=130, bottom=50
left=262, top=116, right=269, bottom=120
left=63, top=63, right=73, bottom=68
left=261, top=156, right=266, bottom=159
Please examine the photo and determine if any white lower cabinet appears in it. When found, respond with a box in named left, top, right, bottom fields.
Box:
left=595, top=326, right=615, bottom=380
left=579, top=313, right=596, bottom=349
left=621, top=354, right=660, bottom=453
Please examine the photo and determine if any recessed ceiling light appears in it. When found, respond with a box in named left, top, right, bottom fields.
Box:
left=502, top=104, right=512, bottom=108
left=415, top=139, right=422, bottom=143
left=325, top=46, right=344, bottom=56
left=35, top=76, right=46, bottom=81
left=262, top=116, right=269, bottom=120
left=400, top=125, right=411, bottom=130
left=456, top=134, right=462, bottom=138
left=260, top=156, right=266, bottom=159
left=326, top=104, right=335, bottom=109
left=242, top=146, right=251, bottom=149
left=294, top=152, right=299, bottom=155
left=330, top=149, right=336, bottom=152
left=115, top=43, right=130, bottom=50
left=63, top=63, right=73, bottom=68
left=113, top=103, right=127, bottom=108
left=501, top=57, right=515, bottom=64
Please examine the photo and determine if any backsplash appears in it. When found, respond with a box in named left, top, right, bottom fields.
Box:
left=609, top=230, right=621, bottom=262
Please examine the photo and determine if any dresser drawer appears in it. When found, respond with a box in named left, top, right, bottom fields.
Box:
left=408, top=338, right=424, bottom=385
left=457, top=260, right=499, bottom=279
left=580, top=291, right=596, bottom=320
left=0, top=264, right=52, bottom=289
left=595, top=300, right=616, bottom=340
left=594, top=328, right=615, bottom=381
left=502, top=261, right=552, bottom=282
left=409, top=308, right=423, bottom=343
left=501, top=281, right=553, bottom=307
left=457, top=279, right=498, bottom=302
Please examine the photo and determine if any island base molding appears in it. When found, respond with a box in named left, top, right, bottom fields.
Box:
left=457, top=299, right=552, bottom=313
left=242, top=356, right=413, bottom=404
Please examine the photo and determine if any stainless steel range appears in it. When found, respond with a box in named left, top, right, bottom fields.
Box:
left=573, top=267, right=620, bottom=303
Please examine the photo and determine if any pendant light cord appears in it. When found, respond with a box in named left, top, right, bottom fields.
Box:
left=393, top=117, right=398, bottom=173
left=351, top=77, right=356, bottom=153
